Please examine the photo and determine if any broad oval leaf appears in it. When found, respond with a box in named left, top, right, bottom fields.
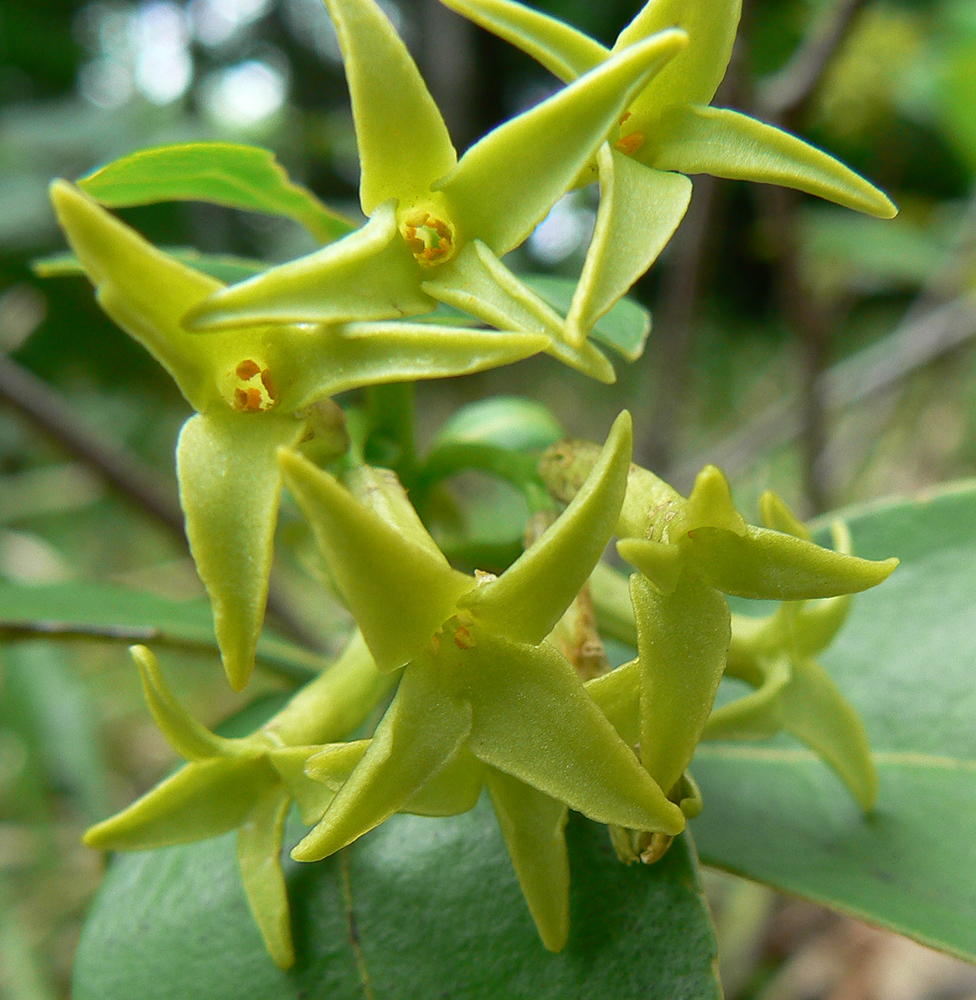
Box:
left=693, top=480, right=976, bottom=963
left=77, top=144, right=356, bottom=244
left=73, top=800, right=720, bottom=999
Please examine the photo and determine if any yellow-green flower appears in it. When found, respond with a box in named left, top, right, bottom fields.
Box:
left=83, top=636, right=394, bottom=969
left=51, top=181, right=549, bottom=690
left=277, top=413, right=686, bottom=948
left=438, top=0, right=897, bottom=345
left=184, top=0, right=690, bottom=383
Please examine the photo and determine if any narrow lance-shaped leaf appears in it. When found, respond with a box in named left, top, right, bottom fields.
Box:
left=323, top=0, right=456, bottom=214
left=460, top=411, right=632, bottom=644
left=78, top=143, right=355, bottom=243
left=178, top=412, right=305, bottom=692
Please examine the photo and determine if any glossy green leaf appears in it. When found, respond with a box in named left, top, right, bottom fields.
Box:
left=426, top=395, right=564, bottom=454
left=649, top=105, right=897, bottom=220
left=34, top=248, right=268, bottom=284
left=74, top=801, right=720, bottom=1000
left=523, top=273, right=651, bottom=362
left=692, top=481, right=976, bottom=962
left=0, top=580, right=323, bottom=681
left=78, top=143, right=354, bottom=243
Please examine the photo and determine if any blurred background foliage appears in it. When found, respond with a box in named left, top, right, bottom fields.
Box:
left=2, top=0, right=976, bottom=997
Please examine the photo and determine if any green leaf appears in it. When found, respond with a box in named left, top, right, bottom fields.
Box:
left=0, top=580, right=324, bottom=682
left=77, top=144, right=355, bottom=244
left=523, top=274, right=652, bottom=362
left=73, top=801, right=720, bottom=1000
left=35, top=248, right=268, bottom=285
left=693, top=481, right=976, bottom=962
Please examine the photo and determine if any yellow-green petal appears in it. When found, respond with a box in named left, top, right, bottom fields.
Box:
left=323, top=0, right=456, bottom=214
left=649, top=105, right=898, bottom=220
left=422, top=240, right=613, bottom=382
left=292, top=662, right=474, bottom=860
left=486, top=769, right=570, bottom=952
left=177, top=411, right=306, bottom=691
left=585, top=657, right=639, bottom=745
left=461, top=411, right=631, bottom=644
left=83, top=756, right=277, bottom=850
left=130, top=645, right=229, bottom=762
left=703, top=655, right=791, bottom=740
left=278, top=449, right=473, bottom=671
left=461, top=629, right=685, bottom=835
left=49, top=180, right=219, bottom=411
left=185, top=202, right=433, bottom=330
left=615, top=0, right=741, bottom=112
left=438, top=28, right=688, bottom=255
left=687, top=524, right=898, bottom=600
left=237, top=785, right=294, bottom=969
left=438, top=0, right=606, bottom=82
left=566, top=147, right=691, bottom=347
left=632, top=571, right=731, bottom=795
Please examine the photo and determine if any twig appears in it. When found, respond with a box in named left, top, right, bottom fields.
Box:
left=0, top=354, right=320, bottom=650
left=670, top=294, right=976, bottom=488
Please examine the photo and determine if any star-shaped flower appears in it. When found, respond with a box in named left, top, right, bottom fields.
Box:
left=438, top=0, right=898, bottom=345
left=184, top=0, right=691, bottom=383
left=51, top=181, right=550, bottom=689
left=83, top=635, right=394, bottom=969
left=541, top=440, right=896, bottom=811
left=277, top=414, right=686, bottom=912
left=703, top=493, right=878, bottom=810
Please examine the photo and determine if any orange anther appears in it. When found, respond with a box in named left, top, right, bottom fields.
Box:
left=236, top=359, right=261, bottom=379
left=615, top=132, right=645, bottom=156
left=453, top=625, right=474, bottom=650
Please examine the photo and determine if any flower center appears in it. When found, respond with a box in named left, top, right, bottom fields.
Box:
left=614, top=111, right=645, bottom=156
left=401, top=209, right=456, bottom=266
left=227, top=358, right=278, bottom=412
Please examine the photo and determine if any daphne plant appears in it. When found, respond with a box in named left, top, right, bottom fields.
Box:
left=30, top=0, right=956, bottom=993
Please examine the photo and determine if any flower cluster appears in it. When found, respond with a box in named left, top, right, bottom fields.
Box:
left=50, top=0, right=898, bottom=970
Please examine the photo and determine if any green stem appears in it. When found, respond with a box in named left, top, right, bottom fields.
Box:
left=263, top=630, right=397, bottom=746
left=364, top=383, right=418, bottom=486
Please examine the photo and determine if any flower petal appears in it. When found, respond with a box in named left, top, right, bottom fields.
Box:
left=615, top=0, right=741, bottom=111
left=422, top=241, right=614, bottom=382
left=632, top=571, right=731, bottom=794
left=292, top=661, right=473, bottom=860
left=438, top=28, right=688, bottom=255
left=177, top=411, right=306, bottom=691
left=129, top=645, right=229, bottom=761
left=703, top=655, right=791, bottom=740
left=649, top=105, right=897, bottom=219
left=462, top=629, right=685, bottom=834
left=185, top=203, right=433, bottom=330
left=437, top=0, right=607, bottom=82
left=83, top=756, right=277, bottom=850
left=322, top=0, right=456, bottom=215
left=461, top=411, right=631, bottom=644
left=49, top=181, right=219, bottom=411
left=278, top=449, right=473, bottom=672
left=486, top=768, right=570, bottom=952
left=566, top=147, right=691, bottom=346
left=237, top=785, right=294, bottom=969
